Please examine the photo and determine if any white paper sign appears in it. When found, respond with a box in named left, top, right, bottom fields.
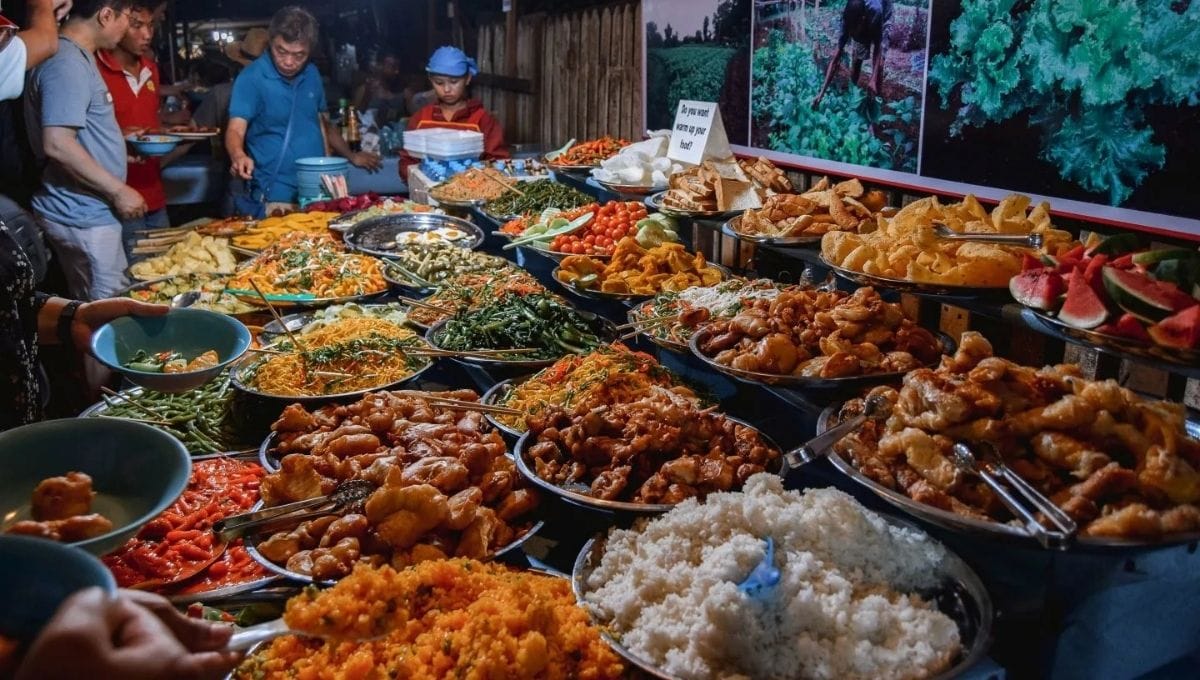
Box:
left=668, top=100, right=732, bottom=165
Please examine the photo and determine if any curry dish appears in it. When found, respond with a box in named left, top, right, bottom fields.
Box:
left=834, top=332, right=1200, bottom=539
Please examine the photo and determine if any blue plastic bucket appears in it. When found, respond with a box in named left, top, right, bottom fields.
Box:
left=295, top=156, right=350, bottom=201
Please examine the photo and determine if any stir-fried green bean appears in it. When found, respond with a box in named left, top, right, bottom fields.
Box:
left=384, top=242, right=513, bottom=285
left=483, top=179, right=593, bottom=218
left=436, top=293, right=606, bottom=360
left=91, top=374, right=239, bottom=453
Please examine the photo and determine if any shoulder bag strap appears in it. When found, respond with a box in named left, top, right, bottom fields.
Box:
left=258, top=80, right=301, bottom=202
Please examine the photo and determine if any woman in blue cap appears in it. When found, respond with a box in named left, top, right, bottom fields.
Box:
left=400, top=45, right=509, bottom=180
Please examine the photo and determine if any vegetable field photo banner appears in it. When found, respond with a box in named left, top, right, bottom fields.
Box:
left=643, top=0, right=1200, bottom=237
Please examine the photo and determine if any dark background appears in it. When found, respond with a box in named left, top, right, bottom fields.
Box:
left=919, top=0, right=1200, bottom=221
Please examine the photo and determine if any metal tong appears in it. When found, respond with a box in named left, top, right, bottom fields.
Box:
left=933, top=222, right=1044, bottom=249
left=784, top=394, right=892, bottom=468
left=951, top=443, right=1078, bottom=550
left=213, top=480, right=375, bottom=542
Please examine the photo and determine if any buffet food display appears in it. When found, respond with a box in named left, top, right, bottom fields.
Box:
left=9, top=147, right=1189, bottom=680
left=579, top=475, right=973, bottom=680
left=693, top=287, right=943, bottom=380
left=239, top=317, right=428, bottom=397
left=227, top=233, right=388, bottom=302
left=833, top=332, right=1200, bottom=540
left=523, top=386, right=781, bottom=506
left=129, top=232, right=237, bottom=280
left=235, top=560, right=624, bottom=679
left=821, top=194, right=1076, bottom=288
left=493, top=344, right=696, bottom=433
left=255, top=390, right=541, bottom=580
left=231, top=211, right=338, bottom=251
left=557, top=237, right=724, bottom=296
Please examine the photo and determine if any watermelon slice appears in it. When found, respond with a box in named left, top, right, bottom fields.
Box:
left=1089, top=233, right=1142, bottom=256
left=1132, top=248, right=1197, bottom=267
left=1110, top=253, right=1136, bottom=269
left=1083, top=254, right=1109, bottom=289
left=1147, top=305, right=1200, bottom=349
left=1102, top=266, right=1183, bottom=323
left=1022, top=253, right=1045, bottom=272
left=1010, top=269, right=1065, bottom=310
left=1096, top=313, right=1152, bottom=342
left=1059, top=269, right=1110, bottom=329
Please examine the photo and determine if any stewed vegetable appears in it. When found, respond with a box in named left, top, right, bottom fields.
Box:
left=436, top=293, right=606, bottom=360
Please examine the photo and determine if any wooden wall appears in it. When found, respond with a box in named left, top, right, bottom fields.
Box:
left=474, top=2, right=643, bottom=147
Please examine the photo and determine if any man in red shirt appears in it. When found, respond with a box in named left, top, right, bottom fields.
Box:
left=96, top=0, right=172, bottom=262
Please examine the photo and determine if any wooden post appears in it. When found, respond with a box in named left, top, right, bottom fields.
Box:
left=505, top=0, right=519, bottom=142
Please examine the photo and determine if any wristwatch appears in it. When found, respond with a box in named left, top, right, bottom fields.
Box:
left=58, top=300, right=83, bottom=349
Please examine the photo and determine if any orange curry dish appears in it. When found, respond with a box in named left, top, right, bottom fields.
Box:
left=235, top=560, right=624, bottom=680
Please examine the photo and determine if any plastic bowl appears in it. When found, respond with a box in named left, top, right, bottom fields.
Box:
left=0, top=536, right=117, bottom=640
left=0, top=418, right=191, bottom=557
left=90, top=308, right=251, bottom=393
left=125, top=133, right=182, bottom=156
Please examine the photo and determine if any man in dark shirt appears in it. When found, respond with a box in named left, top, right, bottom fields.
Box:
left=812, top=0, right=892, bottom=107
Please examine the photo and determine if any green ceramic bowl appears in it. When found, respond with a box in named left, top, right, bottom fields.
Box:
left=0, top=418, right=191, bottom=556
left=91, top=308, right=251, bottom=393
left=0, top=536, right=116, bottom=640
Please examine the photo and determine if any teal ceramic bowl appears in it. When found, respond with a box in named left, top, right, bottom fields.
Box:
left=0, top=418, right=190, bottom=557
left=90, top=308, right=251, bottom=393
left=125, top=133, right=182, bottom=156
left=0, top=536, right=117, bottom=640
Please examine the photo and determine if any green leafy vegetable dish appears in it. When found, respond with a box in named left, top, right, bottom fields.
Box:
left=433, top=292, right=608, bottom=360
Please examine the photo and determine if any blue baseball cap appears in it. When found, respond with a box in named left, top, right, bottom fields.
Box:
left=426, top=46, right=478, bottom=77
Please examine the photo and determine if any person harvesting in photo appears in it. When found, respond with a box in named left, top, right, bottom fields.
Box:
left=812, top=0, right=892, bottom=108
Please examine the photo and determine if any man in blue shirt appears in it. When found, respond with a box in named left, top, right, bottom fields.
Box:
left=225, top=6, right=378, bottom=211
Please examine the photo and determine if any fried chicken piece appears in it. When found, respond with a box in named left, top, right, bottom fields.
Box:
left=260, top=455, right=328, bottom=506
left=1029, top=432, right=1112, bottom=479
left=6, top=514, right=113, bottom=542
left=367, top=484, right=449, bottom=550
left=1139, top=444, right=1200, bottom=505
left=31, top=471, right=95, bottom=521
left=455, top=508, right=499, bottom=559
left=495, top=489, right=539, bottom=521
left=399, top=456, right=469, bottom=493
left=443, top=487, right=483, bottom=531
left=1082, top=504, right=1164, bottom=538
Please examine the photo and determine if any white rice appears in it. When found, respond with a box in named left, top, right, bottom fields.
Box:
left=582, top=474, right=961, bottom=680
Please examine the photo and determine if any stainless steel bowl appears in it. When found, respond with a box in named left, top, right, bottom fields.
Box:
left=512, top=418, right=784, bottom=515
left=817, top=404, right=1200, bottom=552
left=343, top=213, right=486, bottom=256
left=571, top=522, right=994, bottom=680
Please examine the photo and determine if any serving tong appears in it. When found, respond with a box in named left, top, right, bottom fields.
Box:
left=213, top=480, right=375, bottom=542
left=784, top=394, right=892, bottom=468
left=932, top=222, right=1043, bottom=249
left=950, top=443, right=1078, bottom=550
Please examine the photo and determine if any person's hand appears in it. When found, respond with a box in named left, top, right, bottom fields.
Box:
left=15, top=588, right=239, bottom=680
left=73, top=298, right=169, bottom=349
left=113, top=185, right=147, bottom=220
left=350, top=151, right=382, bottom=172
left=53, top=0, right=73, bottom=22
left=230, top=153, right=255, bottom=180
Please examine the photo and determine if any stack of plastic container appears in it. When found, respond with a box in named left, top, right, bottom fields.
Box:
left=403, top=129, right=485, bottom=162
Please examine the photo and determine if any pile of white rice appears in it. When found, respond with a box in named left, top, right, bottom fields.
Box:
left=582, top=474, right=961, bottom=680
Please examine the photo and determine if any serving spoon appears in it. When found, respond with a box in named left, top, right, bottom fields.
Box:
left=783, top=393, right=891, bottom=469
left=226, top=616, right=386, bottom=652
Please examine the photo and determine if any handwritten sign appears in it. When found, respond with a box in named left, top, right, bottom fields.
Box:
left=667, top=100, right=732, bottom=165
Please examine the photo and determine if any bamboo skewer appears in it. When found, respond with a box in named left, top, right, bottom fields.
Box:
left=614, top=314, right=679, bottom=333
left=469, top=167, right=524, bottom=196
left=396, top=295, right=453, bottom=314
left=421, top=396, right=523, bottom=416
left=100, top=386, right=163, bottom=421
left=249, top=280, right=306, bottom=355
left=246, top=347, right=289, bottom=355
